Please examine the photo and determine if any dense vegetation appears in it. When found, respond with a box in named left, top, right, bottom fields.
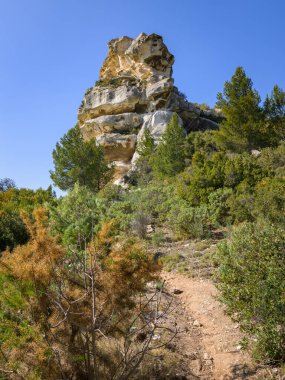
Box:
left=0, top=180, right=56, bottom=252
left=1, top=66, right=285, bottom=378
left=50, top=126, right=112, bottom=192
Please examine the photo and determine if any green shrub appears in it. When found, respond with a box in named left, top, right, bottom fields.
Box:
left=175, top=151, right=226, bottom=205
left=97, top=184, right=125, bottom=208
left=151, top=231, right=165, bottom=247
left=254, top=176, right=285, bottom=224
left=227, top=183, right=255, bottom=223
left=160, top=253, right=184, bottom=272
left=216, top=221, right=285, bottom=362
left=0, top=211, right=28, bottom=251
left=50, top=184, right=102, bottom=247
left=167, top=202, right=210, bottom=239
left=257, top=142, right=285, bottom=176
left=223, top=152, right=264, bottom=188
left=208, top=188, right=233, bottom=226
left=0, top=185, right=56, bottom=251
left=184, top=130, right=218, bottom=160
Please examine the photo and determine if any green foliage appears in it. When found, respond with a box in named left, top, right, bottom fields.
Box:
left=134, top=128, right=156, bottom=184
left=184, top=130, right=218, bottom=161
left=3, top=64, right=285, bottom=374
left=226, top=183, right=255, bottom=223
left=223, top=153, right=265, bottom=188
left=175, top=147, right=279, bottom=225
left=0, top=185, right=55, bottom=251
left=254, top=176, right=285, bottom=224
left=0, top=271, right=51, bottom=379
left=150, top=114, right=186, bottom=178
left=167, top=202, right=210, bottom=239
left=176, top=151, right=226, bottom=205
left=193, top=102, right=211, bottom=111
left=263, top=85, right=285, bottom=144
left=216, top=222, right=285, bottom=362
left=97, top=183, right=125, bottom=208
left=0, top=185, right=55, bottom=213
left=160, top=253, right=184, bottom=272
left=216, top=68, right=285, bottom=152
left=257, top=142, right=285, bottom=176
left=151, top=231, right=165, bottom=247
left=0, top=207, right=161, bottom=379
left=102, top=181, right=214, bottom=240
left=105, top=183, right=174, bottom=234
left=50, top=183, right=102, bottom=248
left=207, top=188, right=233, bottom=226
left=50, top=125, right=112, bottom=191
left=0, top=211, right=28, bottom=252
left=216, top=67, right=265, bottom=151
left=137, top=127, right=155, bottom=159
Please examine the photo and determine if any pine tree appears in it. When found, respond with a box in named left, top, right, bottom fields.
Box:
left=151, top=113, right=186, bottom=178
left=137, top=127, right=155, bottom=158
left=215, top=67, right=264, bottom=152
left=50, top=125, right=112, bottom=192
left=133, top=128, right=156, bottom=183
left=263, top=85, right=285, bottom=145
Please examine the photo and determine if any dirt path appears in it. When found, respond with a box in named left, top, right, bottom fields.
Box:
left=163, top=271, right=260, bottom=380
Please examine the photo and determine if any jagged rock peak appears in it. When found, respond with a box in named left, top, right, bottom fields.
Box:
left=100, top=33, right=174, bottom=82
left=77, top=33, right=222, bottom=184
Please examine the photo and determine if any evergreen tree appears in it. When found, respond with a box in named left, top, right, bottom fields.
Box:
left=50, top=183, right=102, bottom=248
left=50, top=125, right=112, bottom=191
left=151, top=113, right=186, bottom=178
left=263, top=85, right=285, bottom=145
left=0, top=178, right=16, bottom=191
left=133, top=127, right=156, bottom=183
left=215, top=67, right=264, bottom=152
left=137, top=127, right=155, bottom=159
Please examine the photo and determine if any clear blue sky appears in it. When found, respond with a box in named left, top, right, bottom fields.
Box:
left=1, top=0, right=284, bottom=192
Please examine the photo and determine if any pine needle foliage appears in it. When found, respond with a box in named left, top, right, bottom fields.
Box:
left=50, top=125, right=113, bottom=192
left=215, top=67, right=264, bottom=152
left=150, top=113, right=186, bottom=178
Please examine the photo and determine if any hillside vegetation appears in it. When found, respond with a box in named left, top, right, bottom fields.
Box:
left=0, top=67, right=285, bottom=379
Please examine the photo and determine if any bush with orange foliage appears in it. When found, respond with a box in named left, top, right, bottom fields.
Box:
left=0, top=208, right=174, bottom=380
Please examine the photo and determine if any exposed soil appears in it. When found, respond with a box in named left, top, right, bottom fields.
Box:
left=151, top=238, right=273, bottom=379
left=164, top=271, right=261, bottom=379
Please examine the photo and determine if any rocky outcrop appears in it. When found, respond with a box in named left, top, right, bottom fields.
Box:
left=78, top=32, right=222, bottom=182
left=99, top=33, right=174, bottom=81
left=131, top=110, right=184, bottom=165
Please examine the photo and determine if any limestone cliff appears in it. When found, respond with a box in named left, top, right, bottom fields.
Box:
left=78, top=32, right=221, bottom=182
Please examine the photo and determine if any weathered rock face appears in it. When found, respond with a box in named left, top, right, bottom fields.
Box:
left=131, top=111, right=184, bottom=165
left=78, top=32, right=221, bottom=182
left=100, top=33, right=174, bottom=81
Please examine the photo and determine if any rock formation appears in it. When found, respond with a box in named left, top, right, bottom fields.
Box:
left=78, top=32, right=222, bottom=183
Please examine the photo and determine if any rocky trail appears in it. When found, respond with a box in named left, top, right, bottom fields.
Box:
left=164, top=272, right=260, bottom=379
left=153, top=238, right=273, bottom=379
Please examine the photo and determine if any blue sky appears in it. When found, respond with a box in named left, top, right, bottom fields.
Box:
left=0, top=0, right=284, bottom=192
